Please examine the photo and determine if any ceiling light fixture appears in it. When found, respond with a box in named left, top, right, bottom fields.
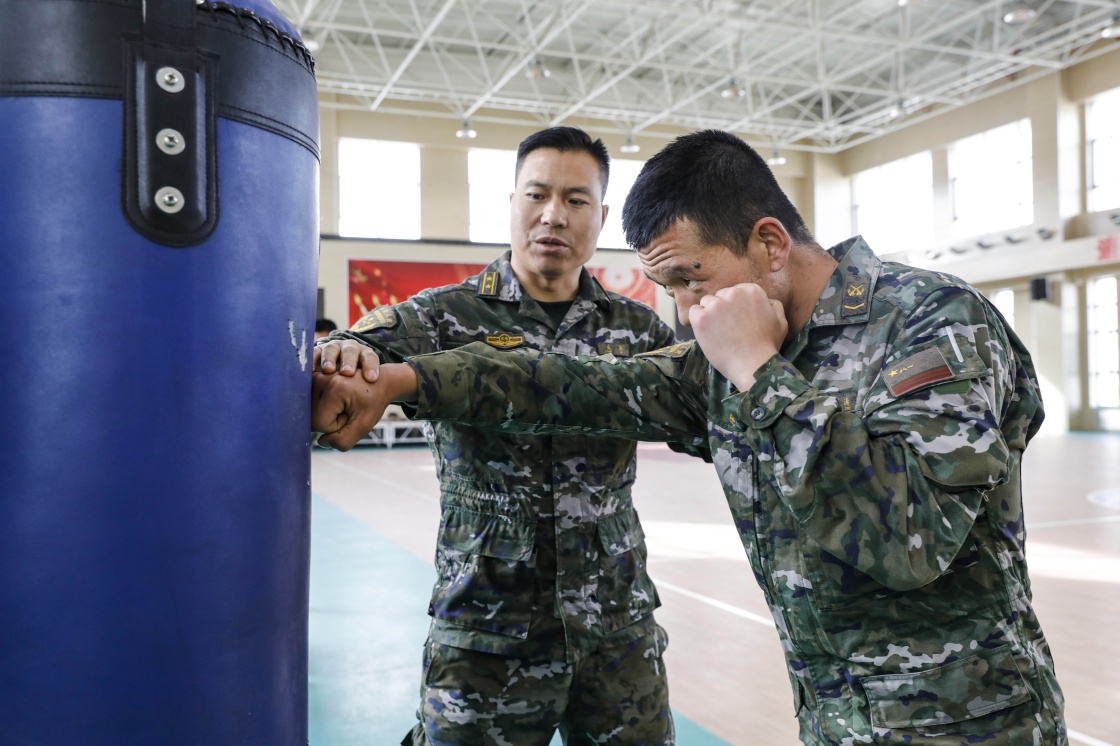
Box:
left=303, top=37, right=321, bottom=53
left=620, top=134, right=640, bottom=154
left=1002, top=7, right=1037, bottom=25
left=766, top=148, right=786, bottom=166
left=720, top=78, right=745, bottom=99
left=455, top=119, right=477, bottom=139
left=525, top=56, right=551, bottom=79
left=1102, top=16, right=1120, bottom=39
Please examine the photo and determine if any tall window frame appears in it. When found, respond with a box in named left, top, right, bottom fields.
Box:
left=337, top=138, right=422, bottom=240
left=949, top=119, right=1034, bottom=239
left=850, top=152, right=934, bottom=254
left=599, top=158, right=645, bottom=250
left=468, top=148, right=518, bottom=244
left=1087, top=88, right=1120, bottom=213
left=1087, top=274, right=1120, bottom=409
left=989, top=288, right=1016, bottom=331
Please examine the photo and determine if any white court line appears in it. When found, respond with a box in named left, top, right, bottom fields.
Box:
left=652, top=578, right=774, bottom=628
left=1069, top=730, right=1119, bottom=746
left=1031, top=514, right=1120, bottom=529
left=652, top=580, right=1116, bottom=746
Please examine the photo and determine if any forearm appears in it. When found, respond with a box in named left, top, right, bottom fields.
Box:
left=379, top=362, right=420, bottom=403
left=407, top=343, right=708, bottom=441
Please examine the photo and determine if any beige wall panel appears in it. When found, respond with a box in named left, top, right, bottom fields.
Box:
left=1063, top=45, right=1120, bottom=102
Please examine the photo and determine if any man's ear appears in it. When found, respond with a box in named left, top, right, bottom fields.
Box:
left=753, top=217, right=791, bottom=272
left=601, top=202, right=609, bottom=226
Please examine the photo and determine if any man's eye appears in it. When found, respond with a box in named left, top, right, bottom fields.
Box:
left=684, top=279, right=700, bottom=290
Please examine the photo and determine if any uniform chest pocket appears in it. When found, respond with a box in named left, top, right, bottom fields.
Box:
left=595, top=508, right=659, bottom=633
left=428, top=505, right=536, bottom=639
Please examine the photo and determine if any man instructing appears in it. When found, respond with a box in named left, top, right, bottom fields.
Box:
left=316, top=127, right=701, bottom=745
left=314, top=130, right=1066, bottom=745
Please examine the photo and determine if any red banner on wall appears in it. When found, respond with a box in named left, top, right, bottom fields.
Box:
left=348, top=259, right=658, bottom=326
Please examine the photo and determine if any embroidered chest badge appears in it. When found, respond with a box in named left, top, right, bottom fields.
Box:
left=637, top=341, right=692, bottom=358
left=597, top=341, right=630, bottom=356
left=884, top=346, right=956, bottom=397
left=485, top=333, right=525, bottom=349
left=351, top=305, right=398, bottom=332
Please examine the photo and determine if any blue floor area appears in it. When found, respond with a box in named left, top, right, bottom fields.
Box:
left=308, top=493, right=731, bottom=746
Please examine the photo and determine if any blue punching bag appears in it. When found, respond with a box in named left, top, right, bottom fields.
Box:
left=0, top=1, right=318, bottom=743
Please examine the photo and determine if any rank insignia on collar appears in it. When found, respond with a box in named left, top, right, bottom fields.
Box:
left=598, top=341, right=630, bottom=356
left=884, top=346, right=955, bottom=397
left=485, top=333, right=525, bottom=349
left=841, top=282, right=868, bottom=316
left=351, top=305, right=398, bottom=333
left=478, top=271, right=500, bottom=297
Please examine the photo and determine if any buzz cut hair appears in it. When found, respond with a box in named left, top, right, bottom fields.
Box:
left=621, top=129, right=813, bottom=255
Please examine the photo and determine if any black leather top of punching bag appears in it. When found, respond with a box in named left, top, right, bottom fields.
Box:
left=1, top=0, right=318, bottom=159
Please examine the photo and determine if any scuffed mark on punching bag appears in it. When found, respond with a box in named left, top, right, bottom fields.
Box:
left=288, top=320, right=308, bottom=371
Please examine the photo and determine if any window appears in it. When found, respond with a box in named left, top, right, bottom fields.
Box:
left=1087, top=275, right=1120, bottom=409
left=989, top=288, right=1016, bottom=330
left=851, top=152, right=934, bottom=254
left=949, top=120, right=1033, bottom=239
left=1088, top=88, right=1120, bottom=213
left=598, top=158, right=645, bottom=249
left=338, top=139, right=421, bottom=239
left=469, top=148, right=518, bottom=243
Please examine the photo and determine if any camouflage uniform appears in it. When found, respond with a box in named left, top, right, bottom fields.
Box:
left=407, top=238, right=1066, bottom=745
left=337, top=252, right=685, bottom=745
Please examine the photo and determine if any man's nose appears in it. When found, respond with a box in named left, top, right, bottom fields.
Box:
left=676, top=296, right=694, bottom=327
left=541, top=198, right=567, bottom=226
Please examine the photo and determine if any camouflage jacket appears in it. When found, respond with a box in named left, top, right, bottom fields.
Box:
left=338, top=251, right=695, bottom=661
left=407, top=238, right=1066, bottom=744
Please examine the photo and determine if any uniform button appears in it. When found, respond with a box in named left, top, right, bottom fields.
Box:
left=750, top=406, right=767, bottom=421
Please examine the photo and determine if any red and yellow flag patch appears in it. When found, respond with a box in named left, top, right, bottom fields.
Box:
left=884, top=346, right=955, bottom=397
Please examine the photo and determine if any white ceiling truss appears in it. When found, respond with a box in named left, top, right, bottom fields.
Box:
left=276, top=0, right=1120, bottom=153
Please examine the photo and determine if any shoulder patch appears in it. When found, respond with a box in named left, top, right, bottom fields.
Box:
left=351, top=305, right=399, bottom=333
left=636, top=341, right=693, bottom=358
left=597, top=341, right=630, bottom=356
left=477, top=271, right=500, bottom=297
left=884, top=346, right=954, bottom=397
left=484, top=333, right=525, bottom=349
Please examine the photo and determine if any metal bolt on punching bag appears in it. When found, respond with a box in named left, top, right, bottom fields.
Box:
left=0, top=1, right=319, bottom=743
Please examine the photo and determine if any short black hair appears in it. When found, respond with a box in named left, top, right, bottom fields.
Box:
left=315, top=318, right=337, bottom=333
left=515, top=126, right=610, bottom=196
left=622, top=130, right=813, bottom=255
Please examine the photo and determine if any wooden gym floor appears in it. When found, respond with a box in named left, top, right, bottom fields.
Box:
left=308, top=433, right=1120, bottom=745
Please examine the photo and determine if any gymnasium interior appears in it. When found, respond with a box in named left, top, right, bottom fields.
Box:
left=3, top=1, right=1118, bottom=744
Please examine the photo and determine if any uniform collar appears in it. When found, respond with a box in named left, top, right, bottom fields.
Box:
left=780, top=236, right=879, bottom=360
left=474, top=250, right=613, bottom=311
left=810, top=236, right=881, bottom=328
